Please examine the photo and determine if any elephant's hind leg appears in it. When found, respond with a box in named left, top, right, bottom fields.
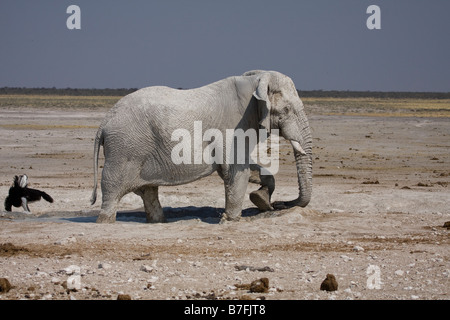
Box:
left=96, top=165, right=127, bottom=223
left=137, top=186, right=165, bottom=223
left=96, top=194, right=119, bottom=223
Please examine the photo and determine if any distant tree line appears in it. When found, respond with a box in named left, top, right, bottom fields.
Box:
left=296, top=90, right=450, bottom=99
left=0, top=87, right=449, bottom=99
left=0, top=87, right=138, bottom=96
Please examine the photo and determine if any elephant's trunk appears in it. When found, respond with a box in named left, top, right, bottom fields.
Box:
left=279, top=143, right=312, bottom=208
left=292, top=149, right=312, bottom=207
left=276, top=116, right=312, bottom=209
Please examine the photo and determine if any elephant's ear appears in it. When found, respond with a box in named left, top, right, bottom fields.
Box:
left=253, top=73, right=272, bottom=133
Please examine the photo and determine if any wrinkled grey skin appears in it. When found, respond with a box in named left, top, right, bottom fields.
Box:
left=91, top=70, right=312, bottom=223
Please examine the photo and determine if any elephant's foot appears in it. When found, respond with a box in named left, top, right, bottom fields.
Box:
left=138, top=186, right=166, bottom=223
left=219, top=212, right=241, bottom=224
left=96, top=212, right=117, bottom=223
left=250, top=189, right=273, bottom=212
left=146, top=212, right=166, bottom=223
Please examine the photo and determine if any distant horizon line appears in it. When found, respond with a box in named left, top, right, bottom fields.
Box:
left=1, top=86, right=449, bottom=94
left=1, top=87, right=449, bottom=99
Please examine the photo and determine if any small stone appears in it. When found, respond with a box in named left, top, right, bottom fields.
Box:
left=329, top=208, right=345, bottom=214
left=98, top=263, right=112, bottom=270
left=148, top=276, right=159, bottom=283
left=117, top=294, right=132, bottom=300
left=320, top=274, right=338, bottom=292
left=35, top=271, right=48, bottom=277
left=352, top=246, right=365, bottom=252
left=63, top=265, right=81, bottom=275
left=0, top=278, right=12, bottom=293
left=340, top=255, right=353, bottom=262
left=140, top=265, right=153, bottom=273
left=395, top=270, right=404, bottom=276
left=51, top=277, right=61, bottom=284
left=66, top=277, right=81, bottom=291
left=443, top=221, right=450, bottom=229
left=54, top=236, right=77, bottom=245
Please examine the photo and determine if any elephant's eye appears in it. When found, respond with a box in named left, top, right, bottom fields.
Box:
left=279, top=106, right=292, bottom=121
left=277, top=109, right=289, bottom=124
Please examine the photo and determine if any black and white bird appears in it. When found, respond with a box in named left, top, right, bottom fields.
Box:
left=4, top=175, right=53, bottom=213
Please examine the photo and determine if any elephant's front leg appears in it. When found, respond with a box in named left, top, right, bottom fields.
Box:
left=219, top=166, right=250, bottom=222
left=249, top=164, right=275, bottom=212
left=136, top=186, right=165, bottom=223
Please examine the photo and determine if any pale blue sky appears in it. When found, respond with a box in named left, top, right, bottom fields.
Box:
left=1, top=0, right=449, bottom=91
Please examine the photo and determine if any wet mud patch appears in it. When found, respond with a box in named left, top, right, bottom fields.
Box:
left=0, top=243, right=30, bottom=257
left=0, top=242, right=79, bottom=258
left=262, top=241, right=354, bottom=253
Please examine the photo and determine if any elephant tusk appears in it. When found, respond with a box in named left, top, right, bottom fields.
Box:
left=290, top=140, right=306, bottom=156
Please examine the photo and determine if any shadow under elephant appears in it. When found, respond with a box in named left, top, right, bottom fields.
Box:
left=61, top=206, right=264, bottom=224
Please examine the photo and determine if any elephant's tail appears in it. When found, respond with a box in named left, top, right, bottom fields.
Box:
left=91, top=127, right=103, bottom=205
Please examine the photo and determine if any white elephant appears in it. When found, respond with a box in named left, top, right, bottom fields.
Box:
left=91, top=70, right=312, bottom=223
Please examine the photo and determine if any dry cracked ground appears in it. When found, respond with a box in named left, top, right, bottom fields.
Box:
left=0, top=103, right=448, bottom=300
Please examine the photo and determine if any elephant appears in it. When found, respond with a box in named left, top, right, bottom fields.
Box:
left=90, top=70, right=312, bottom=223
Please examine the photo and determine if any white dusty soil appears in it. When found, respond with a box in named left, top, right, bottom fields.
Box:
left=0, top=105, right=448, bottom=300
